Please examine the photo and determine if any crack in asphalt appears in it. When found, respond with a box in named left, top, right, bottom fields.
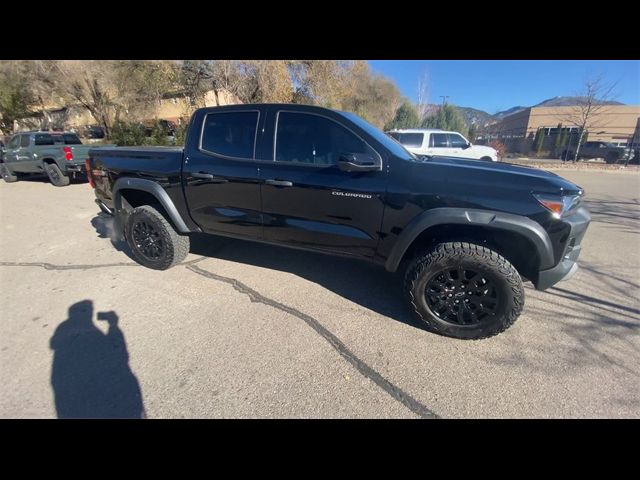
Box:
left=0, top=261, right=138, bottom=270
left=0, top=256, right=207, bottom=271
left=0, top=255, right=438, bottom=418
left=186, top=263, right=439, bottom=419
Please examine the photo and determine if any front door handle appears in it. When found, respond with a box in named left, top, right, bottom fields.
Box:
left=265, top=179, right=293, bottom=187
left=191, top=172, right=228, bottom=183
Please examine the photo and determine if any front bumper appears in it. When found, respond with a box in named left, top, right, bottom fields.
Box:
left=535, top=206, right=590, bottom=290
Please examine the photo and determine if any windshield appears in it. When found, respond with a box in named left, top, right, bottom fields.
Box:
left=338, top=111, right=417, bottom=161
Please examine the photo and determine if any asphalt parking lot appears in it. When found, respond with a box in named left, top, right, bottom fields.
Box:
left=1, top=170, right=638, bottom=418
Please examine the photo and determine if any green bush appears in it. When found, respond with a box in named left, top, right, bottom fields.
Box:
left=174, top=122, right=189, bottom=146
left=110, top=121, right=146, bottom=146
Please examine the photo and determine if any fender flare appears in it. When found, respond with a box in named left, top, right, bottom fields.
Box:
left=384, top=207, right=555, bottom=272
left=112, top=177, right=191, bottom=233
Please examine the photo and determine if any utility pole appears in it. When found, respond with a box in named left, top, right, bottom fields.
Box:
left=439, top=96, right=449, bottom=106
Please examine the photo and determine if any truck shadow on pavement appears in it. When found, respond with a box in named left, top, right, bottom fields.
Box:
left=49, top=300, right=146, bottom=418
left=188, top=233, right=424, bottom=330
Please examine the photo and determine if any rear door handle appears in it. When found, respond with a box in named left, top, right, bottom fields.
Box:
left=191, top=172, right=228, bottom=183
left=265, top=179, right=293, bottom=187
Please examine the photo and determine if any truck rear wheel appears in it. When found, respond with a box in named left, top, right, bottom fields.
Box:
left=1, top=164, right=18, bottom=183
left=404, top=242, right=524, bottom=340
left=124, top=205, right=190, bottom=270
left=44, top=162, right=70, bottom=187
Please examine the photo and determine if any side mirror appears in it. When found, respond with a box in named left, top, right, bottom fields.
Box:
left=463, top=142, right=472, bottom=149
left=337, top=152, right=382, bottom=172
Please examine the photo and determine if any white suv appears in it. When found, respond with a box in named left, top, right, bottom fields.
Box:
left=387, top=129, right=498, bottom=162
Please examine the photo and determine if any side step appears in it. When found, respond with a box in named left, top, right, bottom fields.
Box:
left=95, top=199, right=113, bottom=216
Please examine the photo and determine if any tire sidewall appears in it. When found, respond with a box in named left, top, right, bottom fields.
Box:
left=409, top=248, right=520, bottom=339
left=45, top=163, right=69, bottom=186
left=1, top=164, right=17, bottom=182
left=125, top=207, right=176, bottom=270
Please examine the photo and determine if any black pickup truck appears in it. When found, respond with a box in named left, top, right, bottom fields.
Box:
left=87, top=104, right=591, bottom=339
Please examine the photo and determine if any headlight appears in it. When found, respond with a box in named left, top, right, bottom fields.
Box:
left=533, top=192, right=582, bottom=219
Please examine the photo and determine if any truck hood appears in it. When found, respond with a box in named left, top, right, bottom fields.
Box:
left=415, top=156, right=583, bottom=195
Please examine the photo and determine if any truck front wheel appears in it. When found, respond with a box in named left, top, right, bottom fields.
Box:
left=404, top=242, right=524, bottom=339
left=124, top=205, right=190, bottom=270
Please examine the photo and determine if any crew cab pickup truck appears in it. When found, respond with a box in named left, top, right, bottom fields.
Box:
left=563, top=141, right=633, bottom=164
left=87, top=104, right=591, bottom=339
left=0, top=131, right=114, bottom=186
left=387, top=129, right=499, bottom=162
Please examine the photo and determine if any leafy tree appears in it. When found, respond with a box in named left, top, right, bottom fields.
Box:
left=422, top=103, right=467, bottom=136
left=340, top=61, right=402, bottom=128
left=560, top=73, right=618, bottom=161
left=0, top=62, right=39, bottom=134
left=384, top=102, right=420, bottom=130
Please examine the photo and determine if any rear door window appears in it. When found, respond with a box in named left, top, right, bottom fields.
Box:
left=389, top=132, right=424, bottom=148
left=430, top=133, right=449, bottom=148
left=35, top=134, right=55, bottom=145
left=200, top=111, right=259, bottom=159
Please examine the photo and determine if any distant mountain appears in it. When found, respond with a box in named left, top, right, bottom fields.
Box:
left=453, top=96, right=626, bottom=126
left=494, top=106, right=527, bottom=120
left=418, top=97, right=626, bottom=130
left=533, top=96, right=624, bottom=108
left=457, top=106, right=501, bottom=127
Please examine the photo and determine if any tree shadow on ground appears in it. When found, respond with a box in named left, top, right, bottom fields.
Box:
left=50, top=300, right=145, bottom=418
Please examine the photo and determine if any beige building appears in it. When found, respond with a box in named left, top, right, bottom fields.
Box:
left=488, top=105, right=640, bottom=154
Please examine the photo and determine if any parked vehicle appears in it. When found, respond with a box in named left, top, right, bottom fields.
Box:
left=387, top=129, right=499, bottom=162
left=0, top=131, right=114, bottom=186
left=87, top=104, right=590, bottom=339
left=562, top=141, right=633, bottom=164
left=82, top=125, right=106, bottom=139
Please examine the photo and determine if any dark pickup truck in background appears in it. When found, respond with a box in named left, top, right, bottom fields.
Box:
left=87, top=104, right=591, bottom=339
left=1, top=131, right=114, bottom=186
left=563, top=140, right=634, bottom=164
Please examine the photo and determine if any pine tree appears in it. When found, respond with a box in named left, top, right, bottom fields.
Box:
left=421, top=104, right=468, bottom=136
left=384, top=101, right=420, bottom=130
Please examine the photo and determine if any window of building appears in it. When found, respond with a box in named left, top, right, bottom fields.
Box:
left=200, top=111, right=259, bottom=159
left=275, top=111, right=376, bottom=166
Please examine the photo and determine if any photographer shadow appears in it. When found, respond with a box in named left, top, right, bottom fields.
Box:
left=50, top=300, right=145, bottom=419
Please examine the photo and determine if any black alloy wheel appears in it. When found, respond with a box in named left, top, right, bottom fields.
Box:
left=131, top=220, right=165, bottom=261
left=425, top=267, right=499, bottom=326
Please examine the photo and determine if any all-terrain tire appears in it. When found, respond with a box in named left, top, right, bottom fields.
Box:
left=404, top=242, right=524, bottom=340
left=1, top=164, right=18, bottom=182
left=124, top=205, right=190, bottom=270
left=44, top=162, right=70, bottom=187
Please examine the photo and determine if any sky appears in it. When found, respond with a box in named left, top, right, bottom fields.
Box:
left=368, top=60, right=640, bottom=114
